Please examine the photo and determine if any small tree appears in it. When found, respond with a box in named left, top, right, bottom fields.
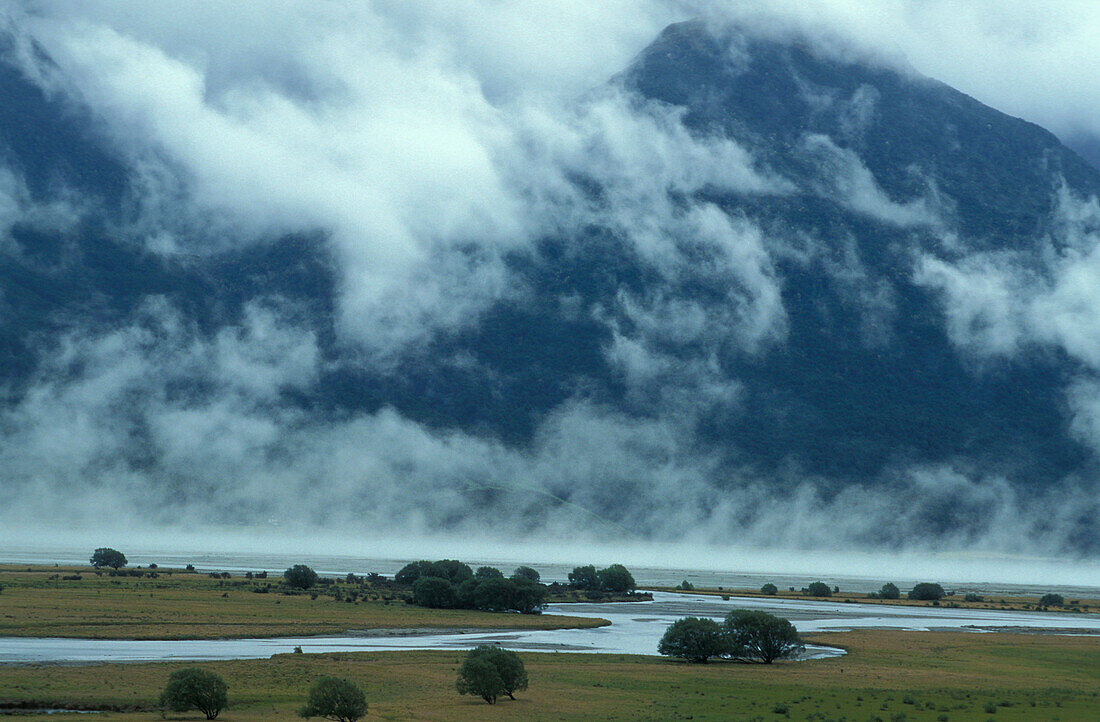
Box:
left=475, top=566, right=504, bottom=579
left=159, top=668, right=227, bottom=720
left=723, top=609, right=804, bottom=664
left=657, top=617, right=728, bottom=663
left=760, top=583, right=778, bottom=595
left=412, top=576, right=456, bottom=608
left=1040, top=593, right=1065, bottom=607
left=598, top=564, right=636, bottom=592
left=568, top=565, right=600, bottom=590
left=298, top=677, right=367, bottom=722
left=90, top=548, right=127, bottom=569
left=455, top=646, right=526, bottom=704
left=908, top=582, right=945, bottom=601
left=805, top=581, right=832, bottom=597
left=284, top=565, right=319, bottom=590
left=511, top=566, right=540, bottom=583
left=879, top=582, right=900, bottom=600
left=510, top=578, right=549, bottom=614
left=427, top=560, right=474, bottom=585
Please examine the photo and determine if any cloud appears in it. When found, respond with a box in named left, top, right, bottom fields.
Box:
left=2, top=1, right=1099, bottom=557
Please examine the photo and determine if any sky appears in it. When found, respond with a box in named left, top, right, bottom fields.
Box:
left=2, top=1, right=1100, bottom=566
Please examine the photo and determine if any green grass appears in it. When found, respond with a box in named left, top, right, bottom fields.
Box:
left=0, top=565, right=606, bottom=639
left=0, top=632, right=1097, bottom=720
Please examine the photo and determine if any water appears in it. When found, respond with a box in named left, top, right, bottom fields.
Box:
left=2, top=592, right=1097, bottom=665
left=5, top=546, right=1099, bottom=599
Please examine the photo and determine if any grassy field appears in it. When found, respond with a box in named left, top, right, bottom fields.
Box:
left=0, top=565, right=605, bottom=639
left=0, top=631, right=1097, bottom=720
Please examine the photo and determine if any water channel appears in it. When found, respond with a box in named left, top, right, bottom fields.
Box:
left=3, top=592, right=1098, bottom=665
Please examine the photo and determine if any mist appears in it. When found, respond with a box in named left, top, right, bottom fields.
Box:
left=2, top=1, right=1100, bottom=567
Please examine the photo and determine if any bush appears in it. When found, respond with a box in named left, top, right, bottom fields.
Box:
left=159, top=668, right=228, bottom=720
left=657, top=617, right=728, bottom=663
left=90, top=548, right=127, bottom=569
left=428, top=560, right=474, bottom=584
left=598, top=564, right=636, bottom=592
left=723, top=609, right=804, bottom=663
left=511, top=566, right=540, bottom=583
left=456, top=646, right=527, bottom=704
left=284, top=565, right=319, bottom=590
left=298, top=677, right=367, bottom=722
left=879, top=582, right=901, bottom=600
left=475, top=566, right=504, bottom=579
left=908, top=582, right=945, bottom=601
left=964, top=593, right=984, bottom=603
left=568, top=565, right=600, bottom=590
left=1040, top=593, right=1064, bottom=607
left=805, top=581, right=832, bottom=597
left=412, top=576, right=456, bottom=608
left=677, top=579, right=694, bottom=591
left=760, top=583, right=778, bottom=595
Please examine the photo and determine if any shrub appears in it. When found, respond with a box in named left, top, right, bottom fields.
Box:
left=428, top=560, right=474, bottom=584
left=723, top=609, right=804, bottom=663
left=475, top=566, right=504, bottom=579
left=412, top=576, right=456, bottom=608
left=456, top=646, right=527, bottom=704
left=760, top=583, right=778, bottom=595
left=1040, top=593, right=1064, bottom=607
left=879, top=582, right=900, bottom=600
left=677, top=579, right=694, bottom=591
left=964, top=593, right=984, bottom=602
left=90, top=548, right=127, bottom=569
left=598, top=564, right=636, bottom=592
left=159, top=668, right=228, bottom=720
left=805, top=581, right=832, bottom=597
left=511, top=566, right=540, bottom=583
left=908, top=582, right=945, bottom=601
left=284, top=565, right=319, bottom=590
left=298, top=676, right=367, bottom=722
left=657, top=617, right=728, bottom=663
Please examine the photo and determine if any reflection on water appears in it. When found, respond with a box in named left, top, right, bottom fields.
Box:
left=2, top=592, right=1098, bottom=665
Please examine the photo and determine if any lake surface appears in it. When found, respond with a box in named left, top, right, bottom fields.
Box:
left=3, top=592, right=1097, bottom=665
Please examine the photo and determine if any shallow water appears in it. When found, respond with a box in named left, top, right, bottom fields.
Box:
left=2, top=592, right=1097, bottom=665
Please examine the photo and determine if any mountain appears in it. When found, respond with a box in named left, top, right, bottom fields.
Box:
left=1, top=18, right=1098, bottom=551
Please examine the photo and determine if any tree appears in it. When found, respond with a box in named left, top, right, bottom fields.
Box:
left=412, top=576, right=457, bottom=608
left=598, top=564, right=636, bottom=592
left=427, top=560, right=474, bottom=585
left=509, top=578, right=548, bottom=614
left=908, top=582, right=945, bottom=601
left=511, top=566, right=540, bottom=583
left=568, top=565, right=600, bottom=590
left=456, top=646, right=527, bottom=704
left=805, top=581, right=832, bottom=597
left=657, top=617, right=728, bottom=663
left=475, top=566, right=504, bottom=579
left=395, top=560, right=434, bottom=585
left=472, top=577, right=515, bottom=612
left=760, top=583, right=778, bottom=595
left=298, top=677, right=367, bottom=722
left=90, top=548, right=127, bottom=569
left=723, top=609, right=804, bottom=664
left=1040, top=593, right=1065, bottom=607
left=284, top=564, right=319, bottom=590
left=159, top=668, right=228, bottom=720
left=879, top=582, right=900, bottom=600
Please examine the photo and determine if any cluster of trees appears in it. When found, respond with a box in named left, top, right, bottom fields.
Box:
left=455, top=646, right=527, bottom=704
left=398, top=560, right=549, bottom=614
left=159, top=669, right=368, bottom=721
left=658, top=610, right=804, bottom=664
left=567, top=564, right=635, bottom=592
